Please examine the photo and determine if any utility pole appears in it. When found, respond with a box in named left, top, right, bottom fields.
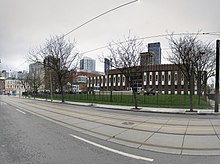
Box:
left=50, top=70, right=53, bottom=102
left=0, top=59, right=1, bottom=77
left=110, top=58, right=113, bottom=102
left=215, top=40, right=219, bottom=113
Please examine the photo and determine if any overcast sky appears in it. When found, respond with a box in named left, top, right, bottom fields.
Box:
left=0, top=0, right=219, bottom=72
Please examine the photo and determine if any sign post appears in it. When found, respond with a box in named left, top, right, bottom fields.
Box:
left=215, top=40, right=220, bottom=113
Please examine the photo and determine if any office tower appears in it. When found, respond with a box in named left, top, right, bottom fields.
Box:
left=29, top=62, right=44, bottom=75
left=2, top=70, right=9, bottom=78
left=104, top=58, right=110, bottom=74
left=148, top=42, right=161, bottom=64
left=80, top=57, right=96, bottom=72
left=140, top=52, right=155, bottom=66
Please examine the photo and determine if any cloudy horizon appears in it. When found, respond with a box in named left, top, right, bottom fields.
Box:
left=0, top=0, right=219, bottom=72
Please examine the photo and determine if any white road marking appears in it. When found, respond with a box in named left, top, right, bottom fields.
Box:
left=0, top=102, right=6, bottom=105
left=15, top=108, right=26, bottom=115
left=70, top=134, right=154, bottom=162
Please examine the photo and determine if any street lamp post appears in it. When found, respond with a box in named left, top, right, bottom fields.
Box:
left=50, top=70, right=53, bottom=102
left=215, top=40, right=219, bottom=112
left=110, top=58, right=113, bottom=102
left=198, top=51, right=205, bottom=105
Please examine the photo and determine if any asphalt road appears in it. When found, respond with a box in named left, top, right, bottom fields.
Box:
left=1, top=96, right=220, bottom=164
left=0, top=99, right=150, bottom=164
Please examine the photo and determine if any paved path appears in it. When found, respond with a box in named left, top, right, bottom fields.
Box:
left=2, top=96, right=220, bottom=156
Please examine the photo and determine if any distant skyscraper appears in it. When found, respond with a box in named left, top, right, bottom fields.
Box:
left=140, top=52, right=155, bottom=66
left=2, top=70, right=9, bottom=78
left=104, top=58, right=110, bottom=74
left=148, top=42, right=161, bottom=64
left=29, top=62, right=44, bottom=75
left=17, top=71, right=23, bottom=79
left=80, top=57, right=96, bottom=72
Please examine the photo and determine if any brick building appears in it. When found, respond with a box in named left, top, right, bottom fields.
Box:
left=87, top=64, right=206, bottom=95
left=4, top=78, right=25, bottom=95
left=70, top=70, right=104, bottom=92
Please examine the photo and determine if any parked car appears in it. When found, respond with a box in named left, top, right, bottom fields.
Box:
left=144, top=88, right=156, bottom=95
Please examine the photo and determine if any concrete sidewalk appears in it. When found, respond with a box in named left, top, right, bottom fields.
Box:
left=50, top=98, right=219, bottom=115
left=24, top=101, right=220, bottom=155
left=10, top=96, right=220, bottom=155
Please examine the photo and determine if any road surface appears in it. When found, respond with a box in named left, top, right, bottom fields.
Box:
left=1, top=96, right=220, bottom=164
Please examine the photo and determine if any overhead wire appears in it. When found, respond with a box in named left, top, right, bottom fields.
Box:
left=3, top=0, right=139, bottom=72
left=2, top=30, right=218, bottom=72
left=79, top=31, right=219, bottom=55
left=34, top=0, right=139, bottom=57
left=4, top=31, right=219, bottom=72
left=23, top=0, right=219, bottom=67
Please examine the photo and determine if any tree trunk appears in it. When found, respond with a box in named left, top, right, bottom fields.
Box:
left=198, top=93, right=201, bottom=105
left=34, top=87, right=36, bottom=99
left=61, top=86, right=64, bottom=102
left=189, top=79, right=194, bottom=112
left=132, top=88, right=138, bottom=109
left=110, top=90, right=113, bottom=102
left=189, top=91, right=193, bottom=112
left=60, top=81, right=65, bottom=103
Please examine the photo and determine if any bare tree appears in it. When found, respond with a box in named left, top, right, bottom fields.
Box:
left=17, top=71, right=31, bottom=98
left=28, top=35, right=79, bottom=102
left=17, top=71, right=30, bottom=93
left=194, top=42, right=215, bottom=99
left=167, top=33, right=215, bottom=111
left=107, top=34, right=144, bottom=109
left=28, top=71, right=45, bottom=98
left=10, top=71, right=17, bottom=79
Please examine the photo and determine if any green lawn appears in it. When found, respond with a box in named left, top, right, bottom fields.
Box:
left=37, top=93, right=212, bottom=109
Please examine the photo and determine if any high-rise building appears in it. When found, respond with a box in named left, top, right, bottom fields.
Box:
left=148, top=42, right=161, bottom=64
left=80, top=57, right=96, bottom=72
left=1, top=70, right=9, bottom=78
left=140, top=52, right=155, bottom=66
left=104, top=58, right=110, bottom=74
left=29, top=62, right=45, bottom=91
left=29, top=62, right=44, bottom=75
left=17, top=71, right=23, bottom=79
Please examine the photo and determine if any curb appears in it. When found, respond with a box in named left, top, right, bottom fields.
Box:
left=14, top=96, right=220, bottom=115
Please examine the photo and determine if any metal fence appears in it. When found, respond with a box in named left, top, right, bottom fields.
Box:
left=37, top=91, right=211, bottom=109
